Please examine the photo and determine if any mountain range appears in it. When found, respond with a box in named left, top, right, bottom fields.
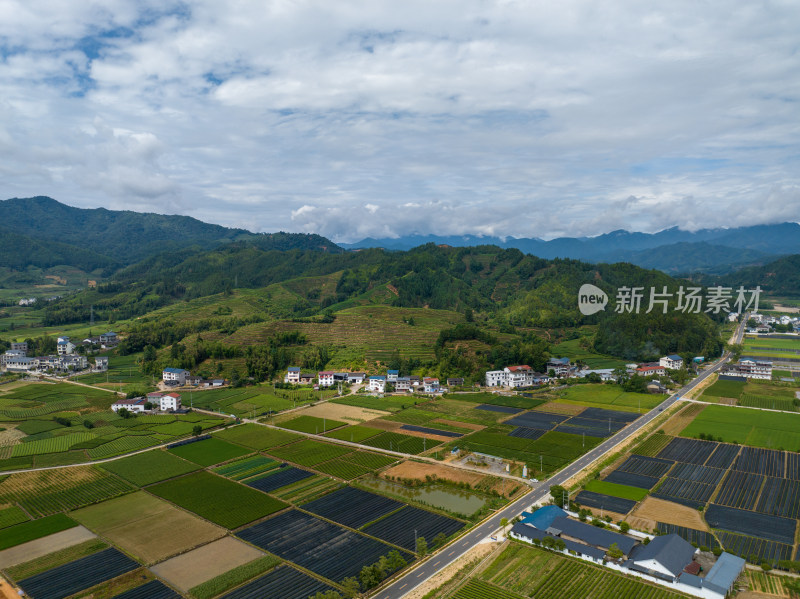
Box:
left=2, top=196, right=799, bottom=277
left=339, top=223, right=800, bottom=274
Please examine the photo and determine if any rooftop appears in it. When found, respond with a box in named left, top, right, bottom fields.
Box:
left=630, top=533, right=695, bottom=578
left=702, top=552, right=746, bottom=594
left=550, top=516, right=636, bottom=554
left=521, top=506, right=567, bottom=531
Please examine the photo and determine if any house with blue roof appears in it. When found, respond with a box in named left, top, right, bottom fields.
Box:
left=520, top=505, right=566, bottom=530
left=386, top=369, right=399, bottom=382
left=285, top=366, right=301, bottom=384
left=659, top=354, right=684, bottom=370
left=162, top=367, right=190, bottom=385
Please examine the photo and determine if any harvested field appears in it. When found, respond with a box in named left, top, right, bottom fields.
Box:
left=151, top=536, right=265, bottom=592
left=660, top=403, right=706, bottom=436
left=629, top=496, right=709, bottom=531
left=360, top=418, right=405, bottom=432
left=71, top=491, right=226, bottom=564
left=297, top=402, right=389, bottom=423
left=534, top=402, right=586, bottom=415
left=0, top=526, right=96, bottom=569
left=381, top=461, right=486, bottom=486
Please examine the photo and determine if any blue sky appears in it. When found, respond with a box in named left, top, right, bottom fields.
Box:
left=0, top=1, right=798, bottom=241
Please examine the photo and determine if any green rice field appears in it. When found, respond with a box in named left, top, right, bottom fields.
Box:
left=680, top=404, right=800, bottom=449
left=167, top=437, right=252, bottom=466
left=99, top=449, right=200, bottom=486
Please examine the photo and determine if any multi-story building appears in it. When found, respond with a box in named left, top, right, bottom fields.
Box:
left=732, top=359, right=772, bottom=380
left=162, top=367, right=190, bottom=385
left=659, top=354, right=684, bottom=370
left=368, top=375, right=386, bottom=393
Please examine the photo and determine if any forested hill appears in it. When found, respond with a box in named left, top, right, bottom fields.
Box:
left=0, top=196, right=342, bottom=272
left=44, top=243, right=725, bottom=361
left=706, top=254, right=800, bottom=298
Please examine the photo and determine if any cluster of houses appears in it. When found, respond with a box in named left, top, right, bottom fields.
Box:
left=724, top=358, right=773, bottom=380
left=1, top=340, right=108, bottom=375
left=510, top=505, right=745, bottom=599
left=161, top=368, right=225, bottom=388
left=283, top=367, right=464, bottom=394
left=112, top=391, right=182, bottom=414
left=746, top=312, right=800, bottom=333
left=486, top=355, right=687, bottom=392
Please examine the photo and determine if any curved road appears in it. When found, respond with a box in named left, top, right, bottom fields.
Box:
left=375, top=317, right=746, bottom=599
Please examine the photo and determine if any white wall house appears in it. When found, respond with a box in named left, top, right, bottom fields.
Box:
left=162, top=368, right=190, bottom=385
left=4, top=356, right=38, bottom=372
left=733, top=359, right=772, bottom=379
left=318, top=371, right=335, bottom=387
left=423, top=377, right=440, bottom=393
left=486, top=365, right=540, bottom=388
left=285, top=367, right=301, bottom=384
left=94, top=357, right=109, bottom=372
left=160, top=392, right=182, bottom=411
left=111, top=398, right=147, bottom=413
left=659, top=355, right=684, bottom=370
left=395, top=377, right=412, bottom=391
left=56, top=338, right=75, bottom=355
left=347, top=372, right=365, bottom=384
left=368, top=375, right=386, bottom=393
left=387, top=370, right=399, bottom=382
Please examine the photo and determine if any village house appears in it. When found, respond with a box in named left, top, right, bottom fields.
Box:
left=395, top=376, right=412, bottom=391
left=386, top=369, right=399, bottom=382
left=423, top=377, right=440, bottom=393
left=300, top=372, right=316, bottom=384
left=4, top=356, right=38, bottom=372
left=111, top=397, right=148, bottom=414
left=408, top=375, right=422, bottom=387
left=93, top=357, right=109, bottom=372
left=659, top=355, right=684, bottom=370
left=578, top=369, right=616, bottom=382
left=318, top=371, right=336, bottom=387
left=368, top=375, right=386, bottom=393
left=636, top=364, right=666, bottom=377
left=730, top=358, right=772, bottom=379
left=162, top=367, right=190, bottom=386
left=10, top=342, right=27, bottom=353
left=485, top=365, right=543, bottom=388
left=285, top=367, right=301, bottom=384
left=185, top=374, right=202, bottom=386
left=346, top=372, right=365, bottom=384
left=447, top=377, right=464, bottom=387
left=56, top=337, right=75, bottom=355
left=146, top=392, right=183, bottom=411
left=547, top=357, right=572, bottom=377
left=99, top=331, right=118, bottom=347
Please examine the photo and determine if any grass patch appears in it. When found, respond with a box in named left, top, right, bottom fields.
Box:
left=0, top=514, right=78, bottom=550
left=147, top=471, right=288, bottom=529
left=279, top=415, right=346, bottom=434
left=189, top=555, right=282, bottom=599
left=584, top=479, right=648, bottom=501
left=268, top=439, right=352, bottom=466
left=167, top=437, right=251, bottom=466
left=632, top=434, right=674, bottom=457
left=213, top=455, right=280, bottom=481
left=556, top=385, right=658, bottom=411
left=0, top=505, right=29, bottom=529
left=680, top=404, right=800, bottom=449
left=100, top=449, right=200, bottom=486
left=703, top=379, right=746, bottom=399
left=324, top=425, right=382, bottom=443
left=360, top=431, right=441, bottom=455
left=215, top=423, right=302, bottom=450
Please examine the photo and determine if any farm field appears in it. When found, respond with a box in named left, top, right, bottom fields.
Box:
left=215, top=564, right=337, bottom=599
left=3, top=537, right=108, bottom=581
left=267, top=438, right=353, bottom=465
left=213, top=454, right=280, bottom=481
left=0, top=466, right=134, bottom=517
left=680, top=404, right=800, bottom=449
left=278, top=414, right=346, bottom=434
left=214, top=422, right=301, bottom=449
left=363, top=505, right=465, bottom=551
left=0, top=506, right=28, bottom=529
left=360, top=430, right=441, bottom=454
left=550, top=339, right=627, bottom=369
left=71, top=491, right=226, bottom=564
left=475, top=541, right=687, bottom=599
left=324, top=424, right=382, bottom=443
left=147, top=471, right=288, bottom=529
left=331, top=394, right=415, bottom=413
left=150, top=536, right=267, bottom=592
left=583, top=480, right=649, bottom=501
left=15, top=547, right=140, bottom=599
left=302, top=486, right=403, bottom=529
left=246, top=465, right=315, bottom=493
left=167, top=436, right=252, bottom=466
left=75, top=352, right=150, bottom=387
left=99, top=449, right=200, bottom=486
left=555, top=384, right=659, bottom=411
left=0, top=514, right=80, bottom=552
left=237, top=509, right=413, bottom=583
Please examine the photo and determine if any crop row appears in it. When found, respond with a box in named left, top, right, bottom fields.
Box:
left=246, top=466, right=314, bottom=494
left=303, top=486, right=402, bottom=529
left=632, top=434, right=674, bottom=457
left=655, top=523, right=719, bottom=548
left=217, top=564, right=335, bottom=599
left=454, top=579, right=524, bottom=599
left=733, top=447, right=786, bottom=478
left=0, top=467, right=134, bottom=517
left=87, top=435, right=163, bottom=459
left=755, top=476, right=800, bottom=519
left=1, top=397, right=88, bottom=419
left=705, top=443, right=741, bottom=469
left=739, top=394, right=798, bottom=411
left=361, top=432, right=439, bottom=455
left=706, top=504, right=796, bottom=544
left=668, top=462, right=726, bottom=485
left=656, top=437, right=718, bottom=465
left=715, top=471, right=764, bottom=511
left=268, top=439, right=352, bottom=465
left=214, top=455, right=279, bottom=481
left=363, top=505, right=464, bottom=552
left=652, top=478, right=715, bottom=507
left=716, top=531, right=793, bottom=565
left=313, top=459, right=371, bottom=480
left=615, top=455, right=674, bottom=478
left=11, top=432, right=96, bottom=457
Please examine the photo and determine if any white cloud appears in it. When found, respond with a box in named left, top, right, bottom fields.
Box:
left=0, top=0, right=798, bottom=240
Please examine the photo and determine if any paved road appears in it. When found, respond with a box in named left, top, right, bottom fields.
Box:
left=375, top=317, right=747, bottom=599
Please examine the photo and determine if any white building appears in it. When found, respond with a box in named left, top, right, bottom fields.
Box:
left=285, top=367, right=301, bottom=384
left=99, top=331, right=118, bottom=347
left=160, top=392, right=182, bottom=411
left=56, top=337, right=75, bottom=355
left=111, top=398, right=148, bottom=413
left=10, top=342, right=27, bottom=353
left=485, top=365, right=540, bottom=388
left=94, top=357, right=109, bottom=372
left=347, top=372, right=365, bottom=384
left=318, top=371, right=336, bottom=387
left=578, top=369, right=616, bottom=382
left=732, top=359, right=772, bottom=380
left=395, top=376, right=412, bottom=392
left=423, top=377, right=440, bottom=393
left=547, top=357, right=571, bottom=377
left=162, top=368, right=190, bottom=385
left=659, top=355, right=684, bottom=370
left=387, top=370, right=399, bottom=382
left=368, top=375, right=386, bottom=393
left=4, top=356, right=38, bottom=372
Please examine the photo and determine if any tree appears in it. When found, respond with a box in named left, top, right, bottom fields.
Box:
left=619, top=521, right=630, bottom=533
left=309, top=592, right=342, bottom=599
left=192, top=425, right=202, bottom=436
left=416, top=536, right=428, bottom=556
left=117, top=408, right=132, bottom=419
left=340, top=577, right=361, bottom=597
left=550, top=485, right=568, bottom=507
left=433, top=532, right=448, bottom=548
left=386, top=550, right=407, bottom=570
left=83, top=419, right=94, bottom=429
left=607, top=542, right=624, bottom=559
left=144, top=402, right=155, bottom=411
left=500, top=517, right=509, bottom=531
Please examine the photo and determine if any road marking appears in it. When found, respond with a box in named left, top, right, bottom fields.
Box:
left=399, top=584, right=407, bottom=590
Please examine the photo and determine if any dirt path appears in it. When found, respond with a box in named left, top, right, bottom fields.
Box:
left=0, top=577, right=18, bottom=599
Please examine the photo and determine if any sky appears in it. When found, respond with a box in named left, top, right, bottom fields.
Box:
left=1, top=1, right=799, bottom=242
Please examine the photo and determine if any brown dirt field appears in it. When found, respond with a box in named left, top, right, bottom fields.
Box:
left=718, top=397, right=738, bottom=406
left=660, top=403, right=706, bottom=436
left=382, top=461, right=487, bottom=486
left=295, top=402, right=389, bottom=423
left=0, top=526, right=97, bottom=568
left=629, top=496, right=709, bottom=531
left=739, top=592, right=783, bottom=599
left=432, top=418, right=483, bottom=431
left=406, top=541, right=501, bottom=599
left=0, top=577, right=18, bottom=599
left=72, top=492, right=225, bottom=565
left=151, top=537, right=264, bottom=591
left=534, top=401, right=586, bottom=415
left=0, top=425, right=24, bottom=447
left=582, top=507, right=627, bottom=522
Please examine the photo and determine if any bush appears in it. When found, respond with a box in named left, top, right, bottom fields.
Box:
left=712, top=547, right=722, bottom=556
